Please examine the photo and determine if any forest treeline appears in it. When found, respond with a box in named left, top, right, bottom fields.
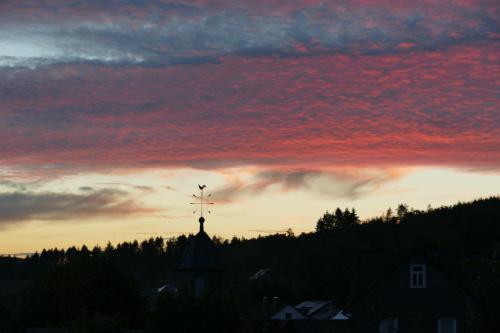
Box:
left=0, top=197, right=499, bottom=332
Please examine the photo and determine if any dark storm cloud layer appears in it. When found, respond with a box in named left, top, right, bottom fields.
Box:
left=0, top=0, right=499, bottom=175
left=0, top=0, right=498, bottom=68
left=0, top=189, right=153, bottom=226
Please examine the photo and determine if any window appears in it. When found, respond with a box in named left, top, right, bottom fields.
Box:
left=410, top=264, right=426, bottom=288
left=438, top=318, right=457, bottom=333
left=379, top=318, right=398, bottom=333
left=194, top=277, right=205, bottom=296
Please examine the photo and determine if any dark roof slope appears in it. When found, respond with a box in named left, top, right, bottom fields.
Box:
left=349, top=250, right=474, bottom=305
left=177, top=230, right=222, bottom=271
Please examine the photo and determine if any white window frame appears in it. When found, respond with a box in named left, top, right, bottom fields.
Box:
left=410, top=264, right=426, bottom=288
left=437, top=318, right=457, bottom=333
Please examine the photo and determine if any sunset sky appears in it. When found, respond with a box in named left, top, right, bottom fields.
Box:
left=0, top=0, right=499, bottom=254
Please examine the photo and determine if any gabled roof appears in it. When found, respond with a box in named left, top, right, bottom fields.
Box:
left=349, top=250, right=408, bottom=303
left=249, top=268, right=271, bottom=280
left=332, top=310, right=350, bottom=320
left=296, top=301, right=332, bottom=317
left=273, top=300, right=346, bottom=321
left=157, top=283, right=178, bottom=294
left=272, top=304, right=307, bottom=320
left=349, top=251, right=474, bottom=305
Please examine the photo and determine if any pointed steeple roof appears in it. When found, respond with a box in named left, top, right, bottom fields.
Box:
left=177, top=217, right=223, bottom=271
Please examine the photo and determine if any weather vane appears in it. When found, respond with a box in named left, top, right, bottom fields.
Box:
left=190, top=184, right=214, bottom=219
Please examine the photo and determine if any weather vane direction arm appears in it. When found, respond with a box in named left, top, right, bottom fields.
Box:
left=190, top=184, right=214, bottom=218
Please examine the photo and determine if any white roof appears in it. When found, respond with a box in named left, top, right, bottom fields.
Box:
left=296, top=300, right=332, bottom=316
left=332, top=310, right=350, bottom=320
left=249, top=268, right=271, bottom=280
left=272, top=305, right=307, bottom=320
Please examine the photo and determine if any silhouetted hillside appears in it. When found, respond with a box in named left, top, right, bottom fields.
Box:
left=1, top=197, right=499, bottom=332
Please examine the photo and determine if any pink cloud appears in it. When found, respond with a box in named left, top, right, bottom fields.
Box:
left=0, top=41, right=498, bottom=176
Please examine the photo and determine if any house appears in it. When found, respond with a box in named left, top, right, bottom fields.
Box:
left=271, top=300, right=351, bottom=332
left=296, top=301, right=343, bottom=320
left=272, top=300, right=347, bottom=321
left=349, top=252, right=474, bottom=333
left=272, top=304, right=307, bottom=320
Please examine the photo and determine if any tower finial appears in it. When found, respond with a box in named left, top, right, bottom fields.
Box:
left=190, top=185, right=214, bottom=232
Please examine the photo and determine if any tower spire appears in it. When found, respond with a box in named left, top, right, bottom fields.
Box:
left=190, top=185, right=214, bottom=233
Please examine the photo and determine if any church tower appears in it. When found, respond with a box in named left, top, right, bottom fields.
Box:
left=176, top=186, right=223, bottom=296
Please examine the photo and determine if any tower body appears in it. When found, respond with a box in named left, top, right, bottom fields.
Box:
left=176, top=217, right=223, bottom=296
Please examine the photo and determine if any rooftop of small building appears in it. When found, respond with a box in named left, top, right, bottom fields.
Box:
left=177, top=216, right=223, bottom=271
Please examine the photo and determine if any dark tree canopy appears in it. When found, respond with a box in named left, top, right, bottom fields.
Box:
left=19, top=253, right=143, bottom=329
left=316, top=207, right=360, bottom=232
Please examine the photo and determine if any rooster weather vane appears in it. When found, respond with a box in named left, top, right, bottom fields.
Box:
left=190, top=185, right=214, bottom=231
